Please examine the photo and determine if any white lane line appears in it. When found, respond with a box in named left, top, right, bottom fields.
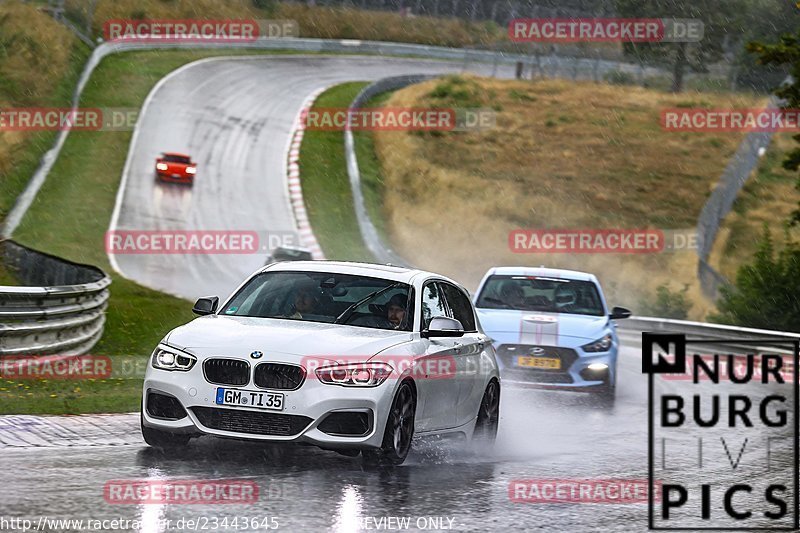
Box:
left=107, top=57, right=232, bottom=279
left=108, top=57, right=331, bottom=275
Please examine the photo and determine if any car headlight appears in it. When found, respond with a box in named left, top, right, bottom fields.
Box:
left=315, top=362, right=393, bottom=387
left=186, top=166, right=197, bottom=174
left=156, top=163, right=168, bottom=170
left=151, top=345, right=197, bottom=371
left=582, top=334, right=613, bottom=353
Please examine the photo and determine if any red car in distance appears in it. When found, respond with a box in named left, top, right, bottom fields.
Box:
left=155, top=152, right=196, bottom=184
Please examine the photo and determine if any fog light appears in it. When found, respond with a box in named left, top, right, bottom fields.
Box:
left=587, top=363, right=609, bottom=371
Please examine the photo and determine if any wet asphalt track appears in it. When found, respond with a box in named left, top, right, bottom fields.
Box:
left=110, top=55, right=517, bottom=301
left=1, top=334, right=794, bottom=532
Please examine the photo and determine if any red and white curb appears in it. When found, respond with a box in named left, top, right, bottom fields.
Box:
left=287, top=89, right=326, bottom=260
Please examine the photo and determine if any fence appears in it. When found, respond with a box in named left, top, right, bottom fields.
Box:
left=694, top=100, right=778, bottom=300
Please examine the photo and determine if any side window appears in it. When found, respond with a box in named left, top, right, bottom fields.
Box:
left=421, top=282, right=446, bottom=330
left=440, top=283, right=477, bottom=331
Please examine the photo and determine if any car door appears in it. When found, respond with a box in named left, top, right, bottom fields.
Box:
left=415, top=281, right=460, bottom=432
left=439, top=282, right=486, bottom=428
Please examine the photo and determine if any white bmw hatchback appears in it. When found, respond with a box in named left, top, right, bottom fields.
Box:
left=141, top=261, right=500, bottom=465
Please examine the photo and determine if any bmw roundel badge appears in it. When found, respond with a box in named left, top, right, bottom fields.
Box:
left=250, top=350, right=263, bottom=359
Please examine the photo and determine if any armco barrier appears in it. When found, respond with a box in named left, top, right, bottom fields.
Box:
left=0, top=240, right=110, bottom=356
left=617, top=316, right=800, bottom=354
left=344, top=75, right=436, bottom=267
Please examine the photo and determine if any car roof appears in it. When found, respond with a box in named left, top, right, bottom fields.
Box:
left=261, top=260, right=459, bottom=286
left=485, top=266, right=599, bottom=283
left=160, top=152, right=191, bottom=158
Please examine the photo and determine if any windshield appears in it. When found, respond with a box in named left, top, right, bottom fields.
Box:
left=221, top=271, right=414, bottom=331
left=475, top=275, right=605, bottom=317
left=161, top=154, right=191, bottom=164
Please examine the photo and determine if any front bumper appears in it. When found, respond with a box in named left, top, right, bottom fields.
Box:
left=156, top=170, right=193, bottom=184
left=142, top=365, right=395, bottom=449
left=495, top=344, right=617, bottom=390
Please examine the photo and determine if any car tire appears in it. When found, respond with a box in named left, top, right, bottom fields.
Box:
left=140, top=413, right=191, bottom=449
left=362, top=380, right=416, bottom=466
left=472, top=379, right=500, bottom=445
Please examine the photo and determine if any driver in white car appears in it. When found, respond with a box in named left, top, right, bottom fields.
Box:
left=386, top=294, right=407, bottom=329
left=287, top=286, right=321, bottom=319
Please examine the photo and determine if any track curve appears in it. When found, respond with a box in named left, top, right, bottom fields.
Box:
left=109, top=55, right=516, bottom=301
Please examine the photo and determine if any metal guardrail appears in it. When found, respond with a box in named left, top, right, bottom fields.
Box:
left=344, top=75, right=437, bottom=267
left=0, top=240, right=110, bottom=356
left=617, top=316, right=800, bottom=354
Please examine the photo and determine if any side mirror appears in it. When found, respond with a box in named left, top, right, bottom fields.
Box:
left=422, top=316, right=465, bottom=338
left=193, top=296, right=219, bottom=316
left=609, top=306, right=631, bottom=320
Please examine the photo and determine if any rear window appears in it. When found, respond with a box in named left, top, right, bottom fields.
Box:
left=475, top=275, right=605, bottom=317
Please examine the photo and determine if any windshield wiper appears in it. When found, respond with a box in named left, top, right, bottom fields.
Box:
left=334, top=283, right=401, bottom=325
left=482, top=296, right=512, bottom=309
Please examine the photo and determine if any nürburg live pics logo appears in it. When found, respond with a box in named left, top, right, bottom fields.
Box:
left=642, top=333, right=799, bottom=530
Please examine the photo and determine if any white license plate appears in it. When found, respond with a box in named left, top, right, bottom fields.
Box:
left=215, top=388, right=284, bottom=411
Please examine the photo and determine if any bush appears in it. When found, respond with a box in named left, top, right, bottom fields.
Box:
left=638, top=283, right=691, bottom=319
left=710, top=228, right=800, bottom=332
left=603, top=70, right=636, bottom=86
left=427, top=75, right=487, bottom=108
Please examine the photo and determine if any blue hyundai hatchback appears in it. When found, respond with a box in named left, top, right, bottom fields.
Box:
left=473, top=267, right=631, bottom=398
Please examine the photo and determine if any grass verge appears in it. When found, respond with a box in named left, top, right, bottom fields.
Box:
left=371, top=75, right=763, bottom=318
left=0, top=2, right=90, bottom=222
left=299, top=82, right=374, bottom=261
left=0, top=262, right=19, bottom=285
left=6, top=49, right=311, bottom=415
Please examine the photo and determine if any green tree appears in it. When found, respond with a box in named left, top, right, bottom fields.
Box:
left=733, top=0, right=799, bottom=91
left=711, top=228, right=800, bottom=332
left=639, top=284, right=691, bottom=319
left=615, top=0, right=745, bottom=92
left=748, top=30, right=800, bottom=223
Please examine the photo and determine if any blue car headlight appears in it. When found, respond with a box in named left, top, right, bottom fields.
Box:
left=582, top=334, right=613, bottom=353
left=151, top=344, right=197, bottom=371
